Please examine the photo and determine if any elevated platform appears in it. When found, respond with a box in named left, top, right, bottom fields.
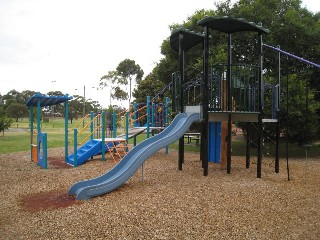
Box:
left=208, top=111, right=260, bottom=122
left=208, top=111, right=278, bottom=123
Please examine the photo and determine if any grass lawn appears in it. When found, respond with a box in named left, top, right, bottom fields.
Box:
left=1, top=117, right=319, bottom=158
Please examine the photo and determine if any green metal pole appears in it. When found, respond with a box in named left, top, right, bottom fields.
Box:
left=113, top=111, right=117, bottom=138
left=90, top=111, right=94, bottom=140
left=37, top=99, right=41, bottom=166
left=64, top=98, right=69, bottom=163
left=74, top=128, right=78, bottom=167
left=43, top=133, right=48, bottom=169
left=152, top=102, right=155, bottom=127
left=133, top=102, right=137, bottom=127
left=101, top=111, right=106, bottom=160
left=30, top=107, right=34, bottom=160
left=146, top=96, right=150, bottom=138
left=125, top=112, right=129, bottom=152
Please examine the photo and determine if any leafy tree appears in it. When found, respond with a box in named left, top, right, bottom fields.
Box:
left=132, top=69, right=165, bottom=104
left=149, top=0, right=320, bottom=143
left=0, top=116, right=13, bottom=136
left=3, top=89, right=25, bottom=104
left=100, top=59, right=144, bottom=109
left=21, top=90, right=37, bottom=104
left=6, top=102, right=29, bottom=122
left=68, top=94, right=102, bottom=122
left=279, top=74, right=320, bottom=144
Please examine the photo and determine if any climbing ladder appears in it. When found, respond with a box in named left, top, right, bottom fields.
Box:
left=105, top=138, right=128, bottom=162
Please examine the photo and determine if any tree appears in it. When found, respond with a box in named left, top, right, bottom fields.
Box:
left=100, top=59, right=144, bottom=109
left=132, top=69, right=166, bottom=104
left=6, top=102, right=29, bottom=122
left=279, top=74, right=320, bottom=144
left=149, top=0, right=320, bottom=143
left=0, top=116, right=12, bottom=136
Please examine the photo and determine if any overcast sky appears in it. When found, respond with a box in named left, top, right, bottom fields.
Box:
left=1, top=0, right=319, bottom=108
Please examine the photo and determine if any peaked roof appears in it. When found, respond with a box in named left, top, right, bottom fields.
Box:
left=197, top=16, right=269, bottom=34
left=170, top=27, right=204, bottom=52
left=26, top=93, right=73, bottom=107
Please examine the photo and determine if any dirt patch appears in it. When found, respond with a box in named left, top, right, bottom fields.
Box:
left=48, top=156, right=72, bottom=169
left=20, top=190, right=82, bottom=213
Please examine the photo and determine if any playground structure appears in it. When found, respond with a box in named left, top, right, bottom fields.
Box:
left=66, top=96, right=171, bottom=167
left=170, top=16, right=320, bottom=178
left=26, top=93, right=73, bottom=169
left=26, top=93, right=171, bottom=168
left=68, top=16, right=275, bottom=199
left=67, top=15, right=320, bottom=200
left=170, top=16, right=279, bottom=177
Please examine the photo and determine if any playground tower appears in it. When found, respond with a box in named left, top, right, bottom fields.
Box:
left=170, top=16, right=280, bottom=177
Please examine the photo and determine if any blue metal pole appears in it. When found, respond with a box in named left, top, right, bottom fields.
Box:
left=263, top=43, right=320, bottom=68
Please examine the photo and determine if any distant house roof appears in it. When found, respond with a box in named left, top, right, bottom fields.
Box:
left=26, top=93, right=73, bottom=107
left=197, top=16, right=269, bottom=34
left=170, top=27, right=204, bottom=52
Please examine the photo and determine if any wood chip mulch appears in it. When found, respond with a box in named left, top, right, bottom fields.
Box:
left=0, top=147, right=319, bottom=239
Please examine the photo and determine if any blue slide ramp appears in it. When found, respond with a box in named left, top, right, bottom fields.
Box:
left=68, top=113, right=199, bottom=200
left=67, top=140, right=113, bottom=166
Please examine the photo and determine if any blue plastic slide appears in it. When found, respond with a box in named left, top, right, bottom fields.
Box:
left=68, top=113, right=199, bottom=200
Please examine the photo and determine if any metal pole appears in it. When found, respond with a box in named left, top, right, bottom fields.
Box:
left=65, top=98, right=69, bottom=163
left=101, top=111, right=106, bottom=161
left=178, top=32, right=185, bottom=171
left=146, top=96, right=150, bottom=138
left=246, top=122, right=250, bottom=168
left=74, top=128, right=78, bottom=167
left=201, top=25, right=209, bottom=176
left=257, top=33, right=263, bottom=178
left=226, top=34, right=232, bottom=174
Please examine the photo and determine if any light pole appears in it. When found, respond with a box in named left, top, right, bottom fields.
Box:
left=75, top=85, right=97, bottom=117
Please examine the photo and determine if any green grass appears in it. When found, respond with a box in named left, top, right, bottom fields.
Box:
left=1, top=118, right=319, bottom=158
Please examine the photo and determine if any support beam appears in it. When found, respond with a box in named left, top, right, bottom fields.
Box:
left=201, top=25, right=209, bottom=176
left=178, top=32, right=185, bottom=171
left=257, top=33, right=264, bottom=178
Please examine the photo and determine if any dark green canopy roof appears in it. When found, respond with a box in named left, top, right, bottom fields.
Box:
left=26, top=93, right=73, bottom=107
left=197, top=16, right=269, bottom=34
left=170, top=27, right=204, bottom=52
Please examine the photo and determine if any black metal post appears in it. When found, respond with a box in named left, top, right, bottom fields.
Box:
left=202, top=25, right=209, bottom=176
left=275, top=45, right=280, bottom=173
left=257, top=33, right=263, bottom=178
left=246, top=122, right=250, bottom=168
left=178, top=33, right=185, bottom=171
left=226, top=34, right=232, bottom=174
left=275, top=118, right=280, bottom=173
